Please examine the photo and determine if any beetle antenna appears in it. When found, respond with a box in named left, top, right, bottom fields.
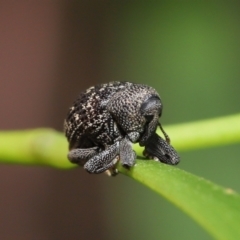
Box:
left=158, top=122, right=171, bottom=144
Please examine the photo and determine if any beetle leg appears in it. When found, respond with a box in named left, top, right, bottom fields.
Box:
left=84, top=142, right=120, bottom=174
left=104, top=165, right=119, bottom=177
left=143, top=132, right=180, bottom=165
left=119, top=137, right=136, bottom=168
left=68, top=147, right=99, bottom=166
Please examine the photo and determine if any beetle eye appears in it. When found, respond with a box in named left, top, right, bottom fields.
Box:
left=145, top=115, right=154, bottom=123
left=140, top=96, right=161, bottom=115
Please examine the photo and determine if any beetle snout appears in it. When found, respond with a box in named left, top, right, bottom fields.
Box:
left=144, top=133, right=180, bottom=166
left=161, top=151, right=180, bottom=165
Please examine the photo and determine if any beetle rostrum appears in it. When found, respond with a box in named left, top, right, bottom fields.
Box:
left=64, top=81, right=180, bottom=176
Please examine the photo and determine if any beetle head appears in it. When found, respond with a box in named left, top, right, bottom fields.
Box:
left=106, top=83, right=163, bottom=144
left=139, top=95, right=162, bottom=145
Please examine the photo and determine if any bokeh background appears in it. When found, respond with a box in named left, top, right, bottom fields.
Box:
left=1, top=1, right=240, bottom=240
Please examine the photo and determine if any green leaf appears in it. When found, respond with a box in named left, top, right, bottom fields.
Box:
left=118, top=160, right=240, bottom=240
left=127, top=113, right=240, bottom=239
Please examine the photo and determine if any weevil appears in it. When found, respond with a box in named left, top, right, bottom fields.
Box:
left=64, top=81, right=179, bottom=176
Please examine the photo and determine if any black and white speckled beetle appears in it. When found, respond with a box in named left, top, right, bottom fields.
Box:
left=64, top=82, right=180, bottom=176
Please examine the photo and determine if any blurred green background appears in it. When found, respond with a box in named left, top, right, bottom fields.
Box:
left=99, top=2, right=240, bottom=240
left=1, top=1, right=240, bottom=240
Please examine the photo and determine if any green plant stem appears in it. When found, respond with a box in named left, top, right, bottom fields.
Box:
left=1, top=113, right=240, bottom=167
left=132, top=113, right=240, bottom=158
left=162, top=113, right=240, bottom=151
left=0, top=128, right=73, bottom=169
